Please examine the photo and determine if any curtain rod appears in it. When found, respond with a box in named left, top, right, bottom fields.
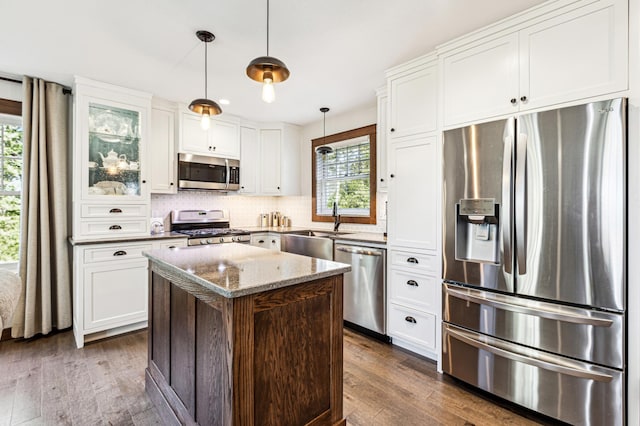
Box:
left=0, top=75, right=72, bottom=95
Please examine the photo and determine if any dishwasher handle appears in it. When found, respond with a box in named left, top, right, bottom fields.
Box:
left=336, top=246, right=384, bottom=257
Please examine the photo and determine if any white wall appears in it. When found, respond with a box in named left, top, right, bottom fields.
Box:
left=0, top=79, right=22, bottom=102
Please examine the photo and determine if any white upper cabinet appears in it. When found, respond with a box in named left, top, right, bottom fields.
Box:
left=442, top=34, right=520, bottom=126
left=387, top=56, right=438, bottom=139
left=441, top=0, right=628, bottom=127
left=376, top=87, right=388, bottom=192
left=260, top=129, right=282, bottom=195
left=519, top=0, right=627, bottom=111
left=387, top=135, right=438, bottom=251
left=178, top=108, right=240, bottom=158
left=150, top=102, right=177, bottom=194
left=239, top=126, right=259, bottom=194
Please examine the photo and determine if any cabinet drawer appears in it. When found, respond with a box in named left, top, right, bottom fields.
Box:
left=389, top=250, right=436, bottom=274
left=84, top=243, right=153, bottom=264
left=81, top=203, right=148, bottom=218
left=389, top=269, right=439, bottom=312
left=388, top=304, right=436, bottom=350
left=79, top=219, right=148, bottom=238
left=153, top=239, right=187, bottom=250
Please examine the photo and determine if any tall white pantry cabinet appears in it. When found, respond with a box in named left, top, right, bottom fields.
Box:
left=70, top=77, right=188, bottom=348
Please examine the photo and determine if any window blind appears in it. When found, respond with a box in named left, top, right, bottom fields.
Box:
left=316, top=135, right=370, bottom=216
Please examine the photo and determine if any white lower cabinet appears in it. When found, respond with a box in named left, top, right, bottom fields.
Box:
left=387, top=249, right=439, bottom=360
left=250, top=233, right=281, bottom=251
left=72, top=237, right=187, bottom=348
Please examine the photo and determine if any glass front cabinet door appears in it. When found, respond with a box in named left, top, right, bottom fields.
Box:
left=74, top=78, right=152, bottom=203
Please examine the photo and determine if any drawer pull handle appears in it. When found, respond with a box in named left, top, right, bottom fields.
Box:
left=168, top=246, right=176, bottom=249
left=405, top=316, right=417, bottom=324
left=113, top=250, right=127, bottom=256
left=258, top=239, right=265, bottom=244
left=109, top=208, right=122, bottom=213
left=407, top=257, right=419, bottom=264
left=109, top=225, right=122, bottom=230
left=406, top=280, right=419, bottom=287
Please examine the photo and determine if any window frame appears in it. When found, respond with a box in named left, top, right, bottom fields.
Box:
left=311, top=124, right=377, bottom=225
left=0, top=98, right=22, bottom=269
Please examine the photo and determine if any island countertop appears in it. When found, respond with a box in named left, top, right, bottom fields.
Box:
left=143, top=243, right=351, bottom=299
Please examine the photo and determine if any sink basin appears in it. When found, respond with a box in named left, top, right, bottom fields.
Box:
left=290, top=230, right=352, bottom=238
left=280, top=233, right=335, bottom=260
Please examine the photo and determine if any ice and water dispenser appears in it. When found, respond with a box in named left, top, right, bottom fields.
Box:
left=455, top=198, right=500, bottom=264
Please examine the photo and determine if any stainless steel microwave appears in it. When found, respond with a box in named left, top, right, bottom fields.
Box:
left=177, top=153, right=240, bottom=191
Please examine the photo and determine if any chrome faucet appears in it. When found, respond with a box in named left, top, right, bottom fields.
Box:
left=332, top=202, right=341, bottom=232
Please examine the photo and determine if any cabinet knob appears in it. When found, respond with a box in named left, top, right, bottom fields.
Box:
left=142, top=180, right=146, bottom=184
left=405, top=316, right=417, bottom=324
left=277, top=186, right=280, bottom=190
left=380, top=178, right=384, bottom=182
left=390, top=174, right=395, bottom=178
left=271, top=240, right=276, bottom=244
left=520, top=96, right=527, bottom=102
left=170, top=182, right=174, bottom=186
left=510, top=98, right=517, bottom=105
left=241, top=186, right=245, bottom=189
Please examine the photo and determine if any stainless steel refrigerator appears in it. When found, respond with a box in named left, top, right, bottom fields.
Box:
left=442, top=98, right=626, bottom=426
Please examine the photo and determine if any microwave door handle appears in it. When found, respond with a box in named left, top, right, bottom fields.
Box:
left=225, top=158, right=230, bottom=189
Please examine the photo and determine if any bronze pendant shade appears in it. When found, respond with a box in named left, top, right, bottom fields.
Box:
left=246, top=0, right=290, bottom=102
left=189, top=30, right=222, bottom=124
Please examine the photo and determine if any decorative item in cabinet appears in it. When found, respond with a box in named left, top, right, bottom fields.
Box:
left=87, top=103, right=142, bottom=196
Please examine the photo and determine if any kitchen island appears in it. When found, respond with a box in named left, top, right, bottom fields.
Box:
left=143, top=243, right=350, bottom=426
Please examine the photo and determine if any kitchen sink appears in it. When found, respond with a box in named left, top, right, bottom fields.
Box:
left=280, top=231, right=351, bottom=260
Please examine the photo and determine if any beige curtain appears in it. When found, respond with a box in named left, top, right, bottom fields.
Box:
left=11, top=77, right=71, bottom=338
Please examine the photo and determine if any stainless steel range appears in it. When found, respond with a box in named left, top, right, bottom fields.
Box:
left=171, top=210, right=250, bottom=246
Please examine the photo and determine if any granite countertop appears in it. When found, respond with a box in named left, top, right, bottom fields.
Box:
left=144, top=243, right=351, bottom=299
left=68, top=231, right=187, bottom=246
left=242, top=226, right=387, bottom=245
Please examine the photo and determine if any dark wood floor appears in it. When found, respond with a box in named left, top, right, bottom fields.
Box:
left=0, top=328, right=543, bottom=425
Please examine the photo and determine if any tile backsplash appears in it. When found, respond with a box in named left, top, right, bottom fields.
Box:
left=151, top=192, right=387, bottom=233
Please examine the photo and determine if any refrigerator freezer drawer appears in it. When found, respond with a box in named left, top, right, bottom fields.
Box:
left=443, top=283, right=624, bottom=369
left=442, top=323, right=624, bottom=426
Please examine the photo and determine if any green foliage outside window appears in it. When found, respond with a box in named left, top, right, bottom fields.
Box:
left=0, top=123, right=22, bottom=263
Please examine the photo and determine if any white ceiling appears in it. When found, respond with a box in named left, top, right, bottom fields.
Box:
left=0, top=0, right=545, bottom=125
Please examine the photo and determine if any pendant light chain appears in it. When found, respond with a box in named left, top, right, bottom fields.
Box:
left=204, top=39, right=208, bottom=99
left=266, top=0, right=270, bottom=56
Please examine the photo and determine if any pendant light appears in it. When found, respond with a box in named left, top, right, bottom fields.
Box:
left=315, top=107, right=333, bottom=155
left=189, top=30, right=222, bottom=130
left=246, top=0, right=290, bottom=103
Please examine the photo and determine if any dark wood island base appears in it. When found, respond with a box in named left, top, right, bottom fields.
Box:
left=145, top=266, right=346, bottom=426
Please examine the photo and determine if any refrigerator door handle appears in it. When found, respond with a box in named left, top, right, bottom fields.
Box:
left=445, top=325, right=614, bottom=382
left=445, top=285, right=614, bottom=327
left=515, top=132, right=527, bottom=274
left=502, top=133, right=513, bottom=274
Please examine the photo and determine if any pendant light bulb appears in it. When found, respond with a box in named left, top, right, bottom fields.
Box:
left=262, top=77, right=275, bottom=103
left=201, top=110, right=211, bottom=130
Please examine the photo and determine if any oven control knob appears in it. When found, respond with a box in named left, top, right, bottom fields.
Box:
left=200, top=239, right=207, bottom=245
left=232, top=236, right=237, bottom=242
left=219, top=237, right=224, bottom=243
left=207, top=239, right=213, bottom=244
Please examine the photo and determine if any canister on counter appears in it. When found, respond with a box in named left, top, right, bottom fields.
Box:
left=260, top=213, right=269, bottom=227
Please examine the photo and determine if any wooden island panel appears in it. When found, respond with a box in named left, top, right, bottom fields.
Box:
left=146, top=268, right=345, bottom=426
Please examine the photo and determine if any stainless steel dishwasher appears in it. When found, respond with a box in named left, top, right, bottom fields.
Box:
left=334, top=242, right=387, bottom=338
